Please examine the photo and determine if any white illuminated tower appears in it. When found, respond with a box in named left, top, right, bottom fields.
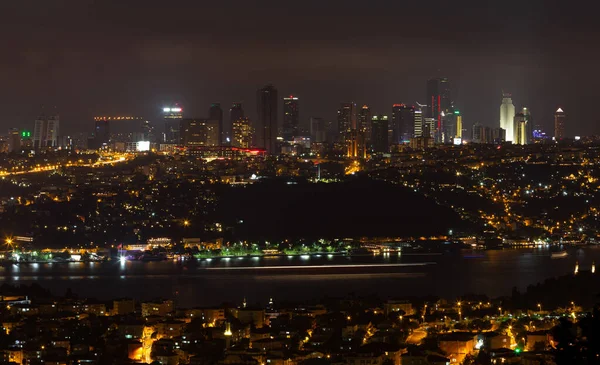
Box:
left=499, top=93, right=515, bottom=142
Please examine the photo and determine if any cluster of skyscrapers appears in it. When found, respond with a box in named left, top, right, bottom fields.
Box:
left=497, top=93, right=566, bottom=145
left=2, top=78, right=571, bottom=154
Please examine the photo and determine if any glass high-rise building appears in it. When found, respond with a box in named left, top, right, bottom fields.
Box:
left=513, top=111, right=530, bottom=145
left=554, top=107, right=565, bottom=140
left=426, top=77, right=452, bottom=142
left=392, top=104, right=415, bottom=144
left=282, top=95, right=299, bottom=141
left=337, top=102, right=357, bottom=143
left=499, top=93, right=516, bottom=143
left=371, top=115, right=389, bottom=154
left=33, top=113, right=59, bottom=149
left=163, top=105, right=183, bottom=143
left=256, top=84, right=278, bottom=154
left=229, top=102, right=244, bottom=144
left=209, top=103, right=223, bottom=145
left=358, top=105, right=372, bottom=143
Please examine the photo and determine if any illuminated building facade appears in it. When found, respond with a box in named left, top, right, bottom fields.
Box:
left=426, top=77, right=452, bottom=142
left=256, top=84, right=278, bottom=154
left=33, top=114, right=59, bottom=149
left=337, top=102, right=357, bottom=143
left=392, top=104, right=415, bottom=144
left=414, top=109, right=424, bottom=137
left=371, top=115, right=389, bottom=154
left=163, top=106, right=183, bottom=144
left=180, top=118, right=220, bottom=147
left=358, top=105, right=372, bottom=144
left=232, top=117, right=252, bottom=148
left=229, top=103, right=244, bottom=144
left=554, top=107, right=565, bottom=140
left=499, top=93, right=515, bottom=142
left=513, top=107, right=531, bottom=145
left=283, top=95, right=299, bottom=141
left=455, top=111, right=463, bottom=138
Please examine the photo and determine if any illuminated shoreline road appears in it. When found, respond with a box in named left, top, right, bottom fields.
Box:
left=202, top=263, right=436, bottom=270
left=0, top=156, right=129, bottom=177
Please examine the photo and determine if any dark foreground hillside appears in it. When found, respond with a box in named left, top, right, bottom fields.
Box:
left=216, top=177, right=467, bottom=239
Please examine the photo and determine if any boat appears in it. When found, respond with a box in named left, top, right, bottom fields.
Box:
left=551, top=250, right=568, bottom=258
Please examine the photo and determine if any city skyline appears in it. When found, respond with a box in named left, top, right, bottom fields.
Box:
left=1, top=1, right=598, bottom=137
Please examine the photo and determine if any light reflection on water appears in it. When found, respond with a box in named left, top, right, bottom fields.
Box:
left=0, top=247, right=596, bottom=306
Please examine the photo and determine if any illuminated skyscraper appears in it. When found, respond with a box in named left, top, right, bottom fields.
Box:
left=392, top=104, right=415, bottom=144
left=455, top=111, right=463, bottom=138
left=180, top=118, right=219, bottom=146
left=256, top=84, right=278, bottom=154
left=233, top=117, right=252, bottom=148
left=33, top=113, right=59, bottom=149
left=358, top=105, right=372, bottom=143
left=209, top=103, right=223, bottom=144
left=513, top=111, right=530, bottom=145
left=163, top=105, right=183, bottom=143
left=426, top=77, right=451, bottom=142
left=371, top=115, right=389, bottom=154
left=229, top=103, right=244, bottom=144
left=499, top=93, right=515, bottom=142
left=337, top=102, right=357, bottom=142
left=414, top=109, right=424, bottom=137
left=283, top=95, right=299, bottom=141
left=554, top=107, right=565, bottom=140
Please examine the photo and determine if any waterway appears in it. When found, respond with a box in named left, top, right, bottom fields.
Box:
left=0, top=247, right=596, bottom=307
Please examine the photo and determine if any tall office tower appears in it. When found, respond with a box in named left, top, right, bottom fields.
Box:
left=392, top=104, right=415, bottom=144
left=94, top=118, right=111, bottom=146
left=310, top=117, right=326, bottom=143
left=180, top=118, right=220, bottom=146
left=455, top=111, right=463, bottom=138
left=358, top=105, right=372, bottom=143
left=282, top=95, right=299, bottom=141
left=492, top=127, right=506, bottom=144
left=513, top=108, right=532, bottom=145
left=163, top=105, right=183, bottom=143
left=180, top=119, right=205, bottom=146
left=472, top=123, right=492, bottom=143
left=426, top=77, right=452, bottom=142
left=33, top=114, right=59, bottom=149
left=209, top=103, right=223, bottom=144
left=229, top=103, right=244, bottom=144
left=141, top=120, right=155, bottom=142
left=414, top=109, right=424, bottom=137
left=499, top=93, right=516, bottom=142
left=423, top=118, right=436, bottom=138
left=256, top=84, right=278, bottom=154
left=554, top=107, right=566, bottom=140
left=233, top=117, right=252, bottom=148
left=337, top=102, right=357, bottom=142
left=8, top=128, right=20, bottom=152
left=371, top=115, right=389, bottom=154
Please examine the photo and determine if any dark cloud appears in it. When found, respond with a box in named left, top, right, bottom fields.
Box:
left=0, top=0, right=599, bottom=136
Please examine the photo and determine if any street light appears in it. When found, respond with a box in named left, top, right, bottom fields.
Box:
left=183, top=220, right=190, bottom=227
left=498, top=307, right=502, bottom=316
left=537, top=303, right=542, bottom=313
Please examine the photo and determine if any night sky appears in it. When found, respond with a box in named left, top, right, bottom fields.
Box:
left=1, top=0, right=599, bottom=136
